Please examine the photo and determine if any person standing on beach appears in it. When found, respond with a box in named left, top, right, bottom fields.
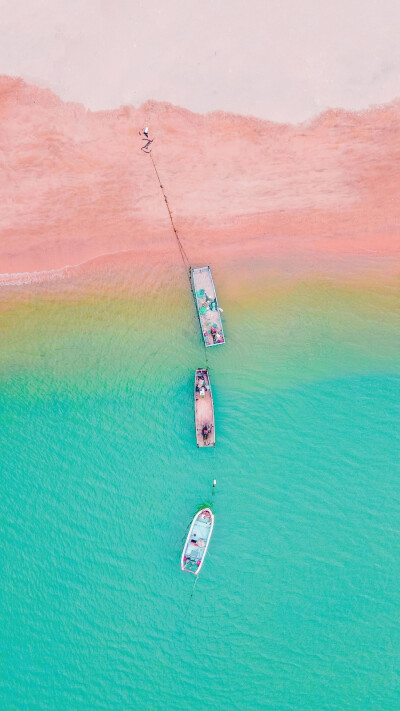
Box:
left=140, top=126, right=153, bottom=153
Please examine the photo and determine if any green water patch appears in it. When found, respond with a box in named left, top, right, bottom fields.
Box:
left=1, top=372, right=399, bottom=710
left=1, top=277, right=398, bottom=405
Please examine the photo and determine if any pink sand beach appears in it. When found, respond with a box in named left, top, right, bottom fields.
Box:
left=0, top=76, right=399, bottom=283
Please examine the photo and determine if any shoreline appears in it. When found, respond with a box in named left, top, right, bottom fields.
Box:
left=1, top=76, right=399, bottom=281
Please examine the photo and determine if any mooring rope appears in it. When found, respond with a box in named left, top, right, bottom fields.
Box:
left=186, top=575, right=198, bottom=613
left=149, top=153, right=191, bottom=272
left=145, top=147, right=210, bottom=366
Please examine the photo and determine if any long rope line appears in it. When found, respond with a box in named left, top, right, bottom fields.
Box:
left=147, top=149, right=209, bottom=367
left=189, top=576, right=198, bottom=604
left=149, top=153, right=191, bottom=272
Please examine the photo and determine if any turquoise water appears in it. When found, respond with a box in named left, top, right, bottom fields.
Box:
left=1, top=269, right=400, bottom=710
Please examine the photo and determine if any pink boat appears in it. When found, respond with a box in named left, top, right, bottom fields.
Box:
left=181, top=508, right=214, bottom=575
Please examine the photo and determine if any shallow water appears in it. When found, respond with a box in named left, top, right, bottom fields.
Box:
left=1, top=263, right=399, bottom=710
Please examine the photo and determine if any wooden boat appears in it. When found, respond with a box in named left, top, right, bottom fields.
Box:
left=181, top=508, right=214, bottom=575
left=194, top=368, right=215, bottom=447
left=191, top=266, right=225, bottom=347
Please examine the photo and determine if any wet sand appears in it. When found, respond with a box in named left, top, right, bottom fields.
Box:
left=0, top=76, right=399, bottom=282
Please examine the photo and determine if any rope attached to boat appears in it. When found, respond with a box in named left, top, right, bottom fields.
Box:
left=148, top=152, right=191, bottom=272
left=187, top=576, right=198, bottom=610
left=144, top=146, right=209, bottom=365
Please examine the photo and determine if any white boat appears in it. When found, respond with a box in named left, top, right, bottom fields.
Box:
left=191, top=266, right=225, bottom=347
left=181, top=508, right=214, bottom=575
left=194, top=368, right=215, bottom=447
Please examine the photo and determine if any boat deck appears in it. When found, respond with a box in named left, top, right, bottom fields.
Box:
left=192, top=267, right=225, bottom=347
left=195, top=369, right=215, bottom=447
left=181, top=509, right=214, bottom=574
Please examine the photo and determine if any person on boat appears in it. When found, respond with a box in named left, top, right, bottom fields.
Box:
left=143, top=126, right=149, bottom=138
left=202, top=424, right=211, bottom=441
left=210, top=326, right=217, bottom=343
left=197, top=374, right=205, bottom=395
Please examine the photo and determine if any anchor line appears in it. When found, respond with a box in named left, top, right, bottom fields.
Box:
left=186, top=575, right=199, bottom=612
left=147, top=150, right=210, bottom=365
left=149, top=153, right=191, bottom=272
